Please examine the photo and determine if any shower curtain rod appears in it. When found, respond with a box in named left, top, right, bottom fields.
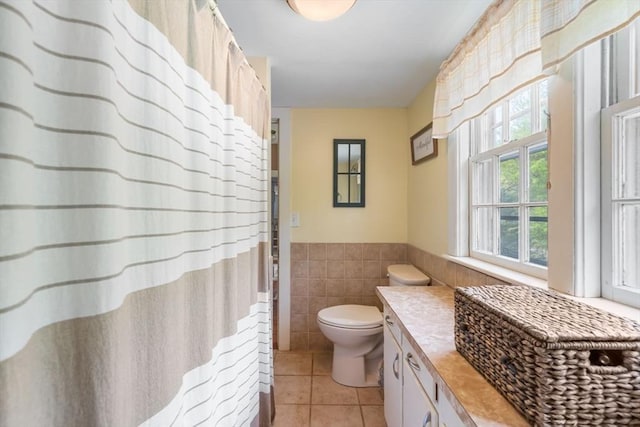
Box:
left=208, top=0, right=242, bottom=55
left=208, top=0, right=267, bottom=92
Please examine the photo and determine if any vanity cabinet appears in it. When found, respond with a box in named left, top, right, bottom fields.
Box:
left=384, top=307, right=439, bottom=427
left=378, top=287, right=530, bottom=427
left=403, top=354, right=437, bottom=426
left=383, top=310, right=402, bottom=427
left=383, top=305, right=465, bottom=427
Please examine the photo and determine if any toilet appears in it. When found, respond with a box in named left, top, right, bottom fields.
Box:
left=387, top=263, right=431, bottom=286
left=317, top=264, right=430, bottom=387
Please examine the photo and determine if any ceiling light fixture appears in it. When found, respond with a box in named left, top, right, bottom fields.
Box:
left=287, top=0, right=356, bottom=22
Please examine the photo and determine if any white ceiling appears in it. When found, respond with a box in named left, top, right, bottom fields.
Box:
left=216, top=0, right=492, bottom=109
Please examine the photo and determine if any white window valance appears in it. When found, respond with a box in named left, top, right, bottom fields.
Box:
left=541, top=0, right=640, bottom=70
left=432, top=0, right=543, bottom=138
left=432, top=0, right=640, bottom=139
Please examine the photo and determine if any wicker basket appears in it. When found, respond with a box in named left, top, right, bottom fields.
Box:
left=454, top=285, right=640, bottom=426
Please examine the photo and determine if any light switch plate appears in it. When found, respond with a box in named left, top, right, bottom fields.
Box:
left=291, top=212, right=300, bottom=227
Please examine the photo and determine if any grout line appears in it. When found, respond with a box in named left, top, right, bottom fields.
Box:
left=311, top=352, right=315, bottom=376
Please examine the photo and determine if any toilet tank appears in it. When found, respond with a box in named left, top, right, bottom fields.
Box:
left=387, top=264, right=430, bottom=286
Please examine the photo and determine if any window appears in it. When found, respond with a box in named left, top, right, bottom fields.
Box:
left=469, top=81, right=549, bottom=278
left=601, top=19, right=640, bottom=308
left=602, top=97, right=640, bottom=308
left=446, top=18, right=640, bottom=306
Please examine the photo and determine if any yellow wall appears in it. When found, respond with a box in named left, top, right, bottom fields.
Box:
left=406, top=79, right=448, bottom=255
left=291, top=109, right=408, bottom=242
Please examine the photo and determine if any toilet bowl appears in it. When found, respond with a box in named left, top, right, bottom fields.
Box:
left=317, top=305, right=383, bottom=387
left=317, top=264, right=430, bottom=387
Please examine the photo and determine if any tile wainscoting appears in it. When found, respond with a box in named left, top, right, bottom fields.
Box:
left=290, top=243, right=407, bottom=351
left=289, top=242, right=510, bottom=351
left=406, top=245, right=512, bottom=288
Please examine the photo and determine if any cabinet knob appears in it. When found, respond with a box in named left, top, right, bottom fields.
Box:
left=384, top=315, right=394, bottom=326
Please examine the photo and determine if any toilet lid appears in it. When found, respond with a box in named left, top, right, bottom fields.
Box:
left=388, top=264, right=430, bottom=285
left=317, top=305, right=383, bottom=329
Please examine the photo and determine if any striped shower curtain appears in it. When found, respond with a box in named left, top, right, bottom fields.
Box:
left=0, top=0, right=273, bottom=426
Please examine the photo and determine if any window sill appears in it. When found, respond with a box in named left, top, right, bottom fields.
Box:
left=442, top=255, right=548, bottom=289
left=563, top=295, right=640, bottom=322
left=442, top=255, right=640, bottom=322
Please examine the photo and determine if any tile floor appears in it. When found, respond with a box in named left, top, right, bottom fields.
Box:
left=273, top=351, right=387, bottom=427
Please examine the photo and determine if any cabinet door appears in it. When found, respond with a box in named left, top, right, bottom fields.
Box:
left=401, top=340, right=435, bottom=400
left=384, top=324, right=402, bottom=427
left=403, top=357, right=438, bottom=427
left=438, top=392, right=464, bottom=427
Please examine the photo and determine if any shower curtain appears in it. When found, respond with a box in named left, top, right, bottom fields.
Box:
left=0, top=0, right=273, bottom=425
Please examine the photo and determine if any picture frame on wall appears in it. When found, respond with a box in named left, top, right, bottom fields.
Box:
left=410, top=122, right=438, bottom=165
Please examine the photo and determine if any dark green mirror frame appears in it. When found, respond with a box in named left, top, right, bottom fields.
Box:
left=333, top=139, right=365, bottom=207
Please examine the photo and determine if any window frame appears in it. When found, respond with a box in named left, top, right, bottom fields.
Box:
left=601, top=96, right=640, bottom=308
left=467, top=81, right=549, bottom=279
left=599, top=19, right=640, bottom=308
left=469, top=131, right=549, bottom=279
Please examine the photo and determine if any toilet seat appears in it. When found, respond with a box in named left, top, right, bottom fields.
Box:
left=317, top=305, right=382, bottom=329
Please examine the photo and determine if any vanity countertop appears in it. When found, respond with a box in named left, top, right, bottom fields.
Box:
left=376, top=285, right=529, bottom=427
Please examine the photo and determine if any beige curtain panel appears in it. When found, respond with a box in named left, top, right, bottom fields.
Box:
left=432, top=0, right=543, bottom=138
left=432, top=0, right=640, bottom=138
left=540, top=0, right=640, bottom=70
left=0, top=0, right=273, bottom=425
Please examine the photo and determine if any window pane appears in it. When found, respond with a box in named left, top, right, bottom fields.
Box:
left=473, top=159, right=493, bottom=204
left=621, top=113, right=640, bottom=199
left=539, top=79, right=549, bottom=131
left=337, top=175, right=349, bottom=203
left=529, top=206, right=548, bottom=267
left=509, top=85, right=532, bottom=140
left=491, top=125, right=503, bottom=148
left=474, top=207, right=493, bottom=253
left=509, top=88, right=531, bottom=116
left=499, top=207, right=519, bottom=260
left=489, top=105, right=503, bottom=148
left=509, top=114, right=532, bottom=141
left=350, top=144, right=361, bottom=160
left=492, top=105, right=503, bottom=125
left=621, top=203, right=640, bottom=289
left=529, top=143, right=548, bottom=202
left=499, top=152, right=519, bottom=203
left=349, top=175, right=361, bottom=203
left=337, top=144, right=349, bottom=173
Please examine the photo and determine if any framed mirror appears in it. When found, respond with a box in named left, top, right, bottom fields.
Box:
left=333, top=139, right=365, bottom=207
